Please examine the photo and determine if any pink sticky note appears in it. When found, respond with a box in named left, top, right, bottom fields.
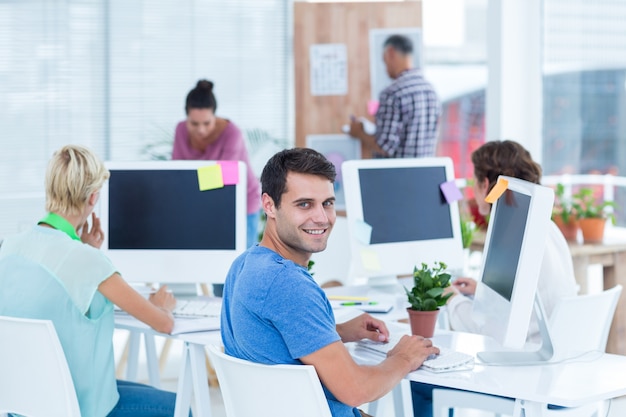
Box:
left=367, top=100, right=379, bottom=116
left=217, top=161, right=240, bottom=185
left=440, top=181, right=463, bottom=203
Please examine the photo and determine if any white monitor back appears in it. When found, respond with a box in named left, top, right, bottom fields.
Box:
left=99, top=160, right=247, bottom=284
left=342, top=157, right=464, bottom=285
left=472, top=176, right=554, bottom=350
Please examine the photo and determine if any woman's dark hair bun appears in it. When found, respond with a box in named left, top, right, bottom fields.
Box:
left=196, top=79, right=214, bottom=91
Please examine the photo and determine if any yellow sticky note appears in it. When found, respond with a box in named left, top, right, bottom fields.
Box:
left=485, top=177, right=509, bottom=203
left=197, top=165, right=224, bottom=191
left=360, top=249, right=381, bottom=271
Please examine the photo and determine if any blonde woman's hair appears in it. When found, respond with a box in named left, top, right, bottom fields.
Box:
left=45, top=145, right=110, bottom=216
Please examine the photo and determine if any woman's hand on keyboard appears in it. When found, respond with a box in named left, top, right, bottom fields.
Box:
left=149, top=285, right=177, bottom=313
left=336, top=313, right=389, bottom=343
left=387, top=335, right=440, bottom=371
left=452, top=277, right=477, bottom=296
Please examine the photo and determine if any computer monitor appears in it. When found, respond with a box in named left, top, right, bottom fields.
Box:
left=342, top=157, right=464, bottom=286
left=98, top=160, right=247, bottom=284
left=472, top=176, right=556, bottom=364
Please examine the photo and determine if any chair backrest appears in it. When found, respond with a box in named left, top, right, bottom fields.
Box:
left=0, top=316, right=81, bottom=417
left=206, top=345, right=332, bottom=417
left=549, top=284, right=622, bottom=358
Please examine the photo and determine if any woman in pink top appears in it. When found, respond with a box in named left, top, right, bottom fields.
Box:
left=172, top=80, right=261, bottom=247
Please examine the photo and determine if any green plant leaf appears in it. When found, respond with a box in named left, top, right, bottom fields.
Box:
left=406, top=261, right=452, bottom=311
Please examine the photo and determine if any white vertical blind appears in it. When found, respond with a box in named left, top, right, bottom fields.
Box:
left=0, top=0, right=290, bottom=237
left=107, top=0, right=289, bottom=161
left=0, top=0, right=106, bottom=235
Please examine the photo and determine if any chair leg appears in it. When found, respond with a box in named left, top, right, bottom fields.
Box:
left=115, top=333, right=131, bottom=379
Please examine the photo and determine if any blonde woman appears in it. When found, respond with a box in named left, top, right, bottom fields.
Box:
left=0, top=145, right=185, bottom=417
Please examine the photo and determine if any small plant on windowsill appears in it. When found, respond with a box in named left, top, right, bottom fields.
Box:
left=571, top=187, right=616, bottom=243
left=552, top=183, right=580, bottom=241
left=404, top=261, right=452, bottom=337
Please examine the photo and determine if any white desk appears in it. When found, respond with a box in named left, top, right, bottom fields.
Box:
left=116, top=301, right=626, bottom=417
left=350, top=328, right=626, bottom=417
left=115, top=315, right=221, bottom=417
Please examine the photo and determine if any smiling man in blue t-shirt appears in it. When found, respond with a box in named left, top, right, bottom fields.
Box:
left=221, top=148, right=439, bottom=417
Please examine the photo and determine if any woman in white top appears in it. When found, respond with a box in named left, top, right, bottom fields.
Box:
left=411, top=140, right=579, bottom=417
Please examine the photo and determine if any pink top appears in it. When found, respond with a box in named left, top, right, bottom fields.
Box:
left=172, top=120, right=261, bottom=215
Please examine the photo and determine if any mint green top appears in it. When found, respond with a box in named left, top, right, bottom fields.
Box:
left=0, top=226, right=119, bottom=416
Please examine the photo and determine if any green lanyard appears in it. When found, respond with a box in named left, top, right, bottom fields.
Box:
left=38, top=212, right=81, bottom=241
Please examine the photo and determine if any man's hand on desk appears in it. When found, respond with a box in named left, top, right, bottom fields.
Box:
left=336, top=313, right=389, bottom=343
left=149, top=285, right=177, bottom=313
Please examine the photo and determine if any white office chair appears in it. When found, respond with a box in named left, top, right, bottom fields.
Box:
left=0, top=316, right=81, bottom=417
left=432, top=284, right=623, bottom=417
left=206, top=345, right=332, bottom=417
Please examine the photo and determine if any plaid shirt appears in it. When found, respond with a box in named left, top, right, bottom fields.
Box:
left=375, top=68, right=441, bottom=158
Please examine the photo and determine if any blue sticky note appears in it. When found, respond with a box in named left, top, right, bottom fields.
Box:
left=440, top=180, right=463, bottom=203
left=353, top=219, right=372, bottom=245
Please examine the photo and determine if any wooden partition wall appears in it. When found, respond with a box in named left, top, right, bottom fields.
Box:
left=293, top=1, right=422, bottom=148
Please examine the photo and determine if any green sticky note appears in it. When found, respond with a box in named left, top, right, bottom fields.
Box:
left=197, top=165, right=224, bottom=191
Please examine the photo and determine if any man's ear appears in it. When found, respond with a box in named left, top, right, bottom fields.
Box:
left=262, top=193, right=277, bottom=219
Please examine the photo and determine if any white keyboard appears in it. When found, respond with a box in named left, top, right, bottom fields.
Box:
left=173, top=299, right=222, bottom=318
left=356, top=334, right=474, bottom=373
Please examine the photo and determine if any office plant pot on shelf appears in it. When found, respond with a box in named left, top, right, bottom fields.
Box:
left=571, top=187, right=616, bottom=244
left=579, top=217, right=606, bottom=244
left=552, top=183, right=580, bottom=242
left=553, top=216, right=579, bottom=242
left=404, top=262, right=452, bottom=338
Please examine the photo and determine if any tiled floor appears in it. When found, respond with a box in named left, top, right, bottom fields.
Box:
left=116, top=332, right=626, bottom=417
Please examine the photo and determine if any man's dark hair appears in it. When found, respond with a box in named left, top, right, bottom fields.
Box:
left=261, top=148, right=336, bottom=208
left=384, top=34, right=413, bottom=55
left=185, top=79, right=218, bottom=114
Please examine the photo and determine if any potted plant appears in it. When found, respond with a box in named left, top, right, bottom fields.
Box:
left=571, top=187, right=616, bottom=244
left=552, top=183, right=579, bottom=242
left=404, top=261, right=453, bottom=337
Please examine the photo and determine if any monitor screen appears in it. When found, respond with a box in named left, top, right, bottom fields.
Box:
left=481, top=190, right=530, bottom=301
left=472, top=176, right=554, bottom=352
left=99, top=161, right=247, bottom=284
left=342, top=157, right=464, bottom=284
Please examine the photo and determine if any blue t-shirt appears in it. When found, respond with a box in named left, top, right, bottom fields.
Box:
left=221, top=245, right=359, bottom=417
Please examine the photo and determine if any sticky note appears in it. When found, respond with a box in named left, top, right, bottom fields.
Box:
left=485, top=177, right=509, bottom=203
left=367, top=100, right=380, bottom=116
left=440, top=180, right=463, bottom=203
left=360, top=249, right=381, bottom=271
left=217, top=161, right=240, bottom=185
left=353, top=219, right=373, bottom=245
left=197, top=165, right=224, bottom=191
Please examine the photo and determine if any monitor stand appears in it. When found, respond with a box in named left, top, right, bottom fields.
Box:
left=367, top=275, right=403, bottom=294
left=477, top=294, right=556, bottom=365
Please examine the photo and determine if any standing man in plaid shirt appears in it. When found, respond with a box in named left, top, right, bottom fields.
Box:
left=349, top=34, right=441, bottom=158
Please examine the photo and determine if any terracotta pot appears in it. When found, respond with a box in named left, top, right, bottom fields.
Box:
left=579, top=218, right=606, bottom=244
left=553, top=216, right=579, bottom=242
left=406, top=308, right=440, bottom=338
